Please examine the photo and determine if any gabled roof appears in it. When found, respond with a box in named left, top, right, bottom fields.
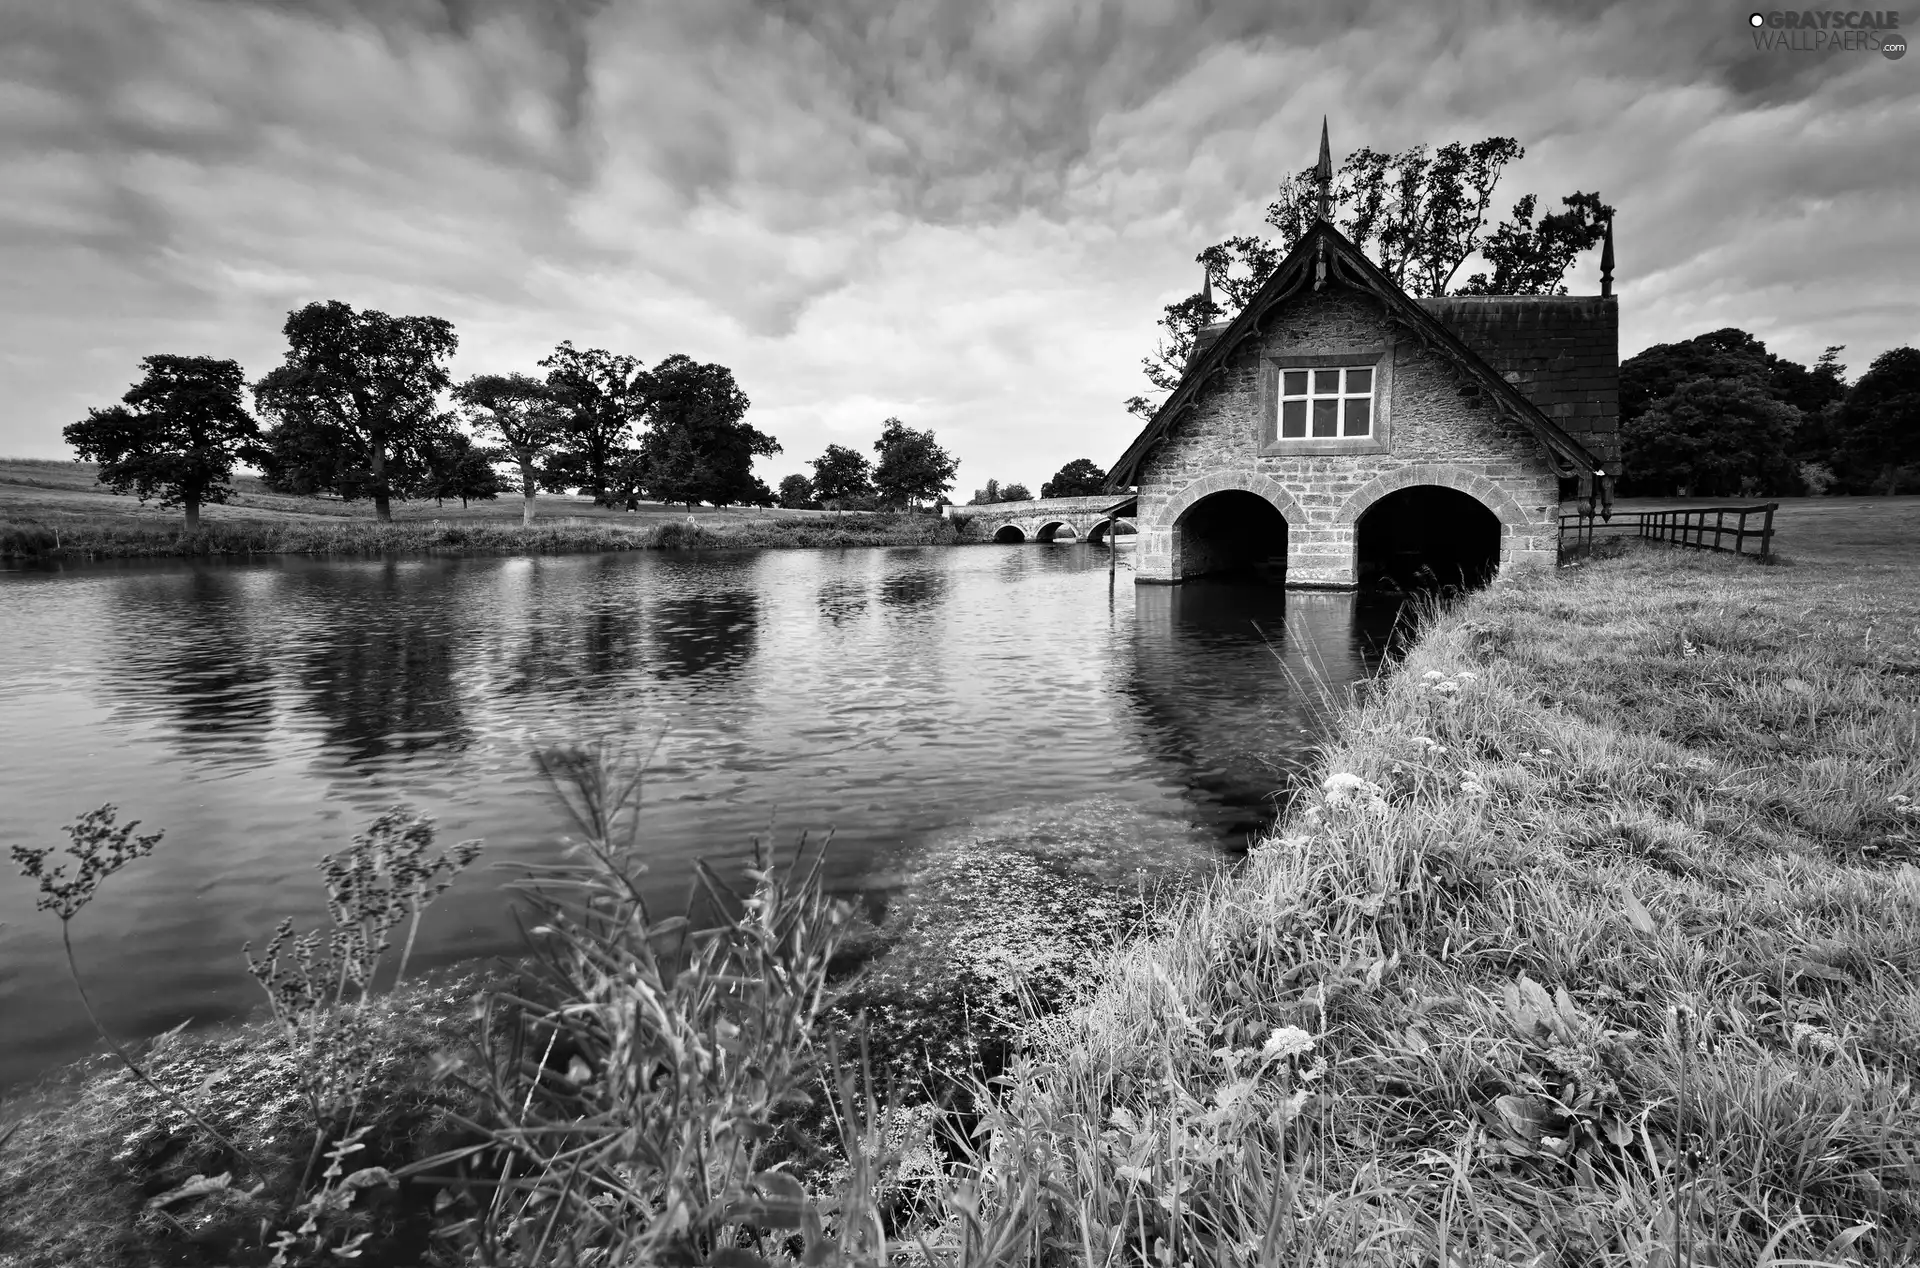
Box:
left=1105, top=221, right=1609, bottom=491
left=1417, top=294, right=1620, bottom=469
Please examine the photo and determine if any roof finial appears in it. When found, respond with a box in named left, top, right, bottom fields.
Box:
left=1315, top=116, right=1333, bottom=222
left=1201, top=261, right=1213, bottom=319
left=1599, top=215, right=1615, bottom=297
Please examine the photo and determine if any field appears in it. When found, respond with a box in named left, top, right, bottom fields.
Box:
left=0, top=457, right=957, bottom=560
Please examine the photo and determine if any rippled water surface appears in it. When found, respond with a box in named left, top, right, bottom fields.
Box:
left=0, top=544, right=1399, bottom=1088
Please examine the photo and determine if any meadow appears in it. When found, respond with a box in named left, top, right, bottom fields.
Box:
left=0, top=458, right=958, bottom=560
left=1, top=497, right=1916, bottom=1266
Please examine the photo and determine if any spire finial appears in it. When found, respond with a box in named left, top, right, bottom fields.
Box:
left=1201, top=261, right=1213, bottom=318
left=1599, top=215, right=1615, bottom=297
left=1315, top=116, right=1333, bottom=222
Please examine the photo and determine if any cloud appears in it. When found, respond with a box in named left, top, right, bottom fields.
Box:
left=0, top=0, right=1913, bottom=493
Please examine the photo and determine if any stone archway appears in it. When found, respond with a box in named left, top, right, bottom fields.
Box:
left=1145, top=472, right=1305, bottom=583
left=1334, top=464, right=1533, bottom=585
left=992, top=523, right=1027, bottom=543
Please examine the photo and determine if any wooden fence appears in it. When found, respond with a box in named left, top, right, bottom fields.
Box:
left=1559, top=503, right=1777, bottom=561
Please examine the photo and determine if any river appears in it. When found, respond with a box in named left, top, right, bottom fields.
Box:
left=0, top=543, right=1401, bottom=1089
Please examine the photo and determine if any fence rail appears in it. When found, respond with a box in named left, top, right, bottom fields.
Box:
left=1559, top=503, right=1777, bottom=561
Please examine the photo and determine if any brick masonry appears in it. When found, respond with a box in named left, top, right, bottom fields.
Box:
left=1134, top=288, right=1565, bottom=586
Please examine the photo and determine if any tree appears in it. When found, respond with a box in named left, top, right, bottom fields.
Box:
left=454, top=372, right=563, bottom=525
left=1620, top=329, right=1853, bottom=495
left=540, top=342, right=646, bottom=506
left=1621, top=374, right=1799, bottom=497
left=968, top=478, right=1004, bottom=506
left=1128, top=137, right=1612, bottom=419
left=810, top=444, right=874, bottom=507
left=254, top=301, right=458, bottom=521
left=998, top=482, right=1033, bottom=502
left=1040, top=458, right=1107, bottom=498
left=1833, top=347, right=1920, bottom=495
left=777, top=473, right=816, bottom=509
left=417, top=426, right=505, bottom=508
left=871, top=418, right=957, bottom=509
left=63, top=355, right=263, bottom=530
left=635, top=355, right=779, bottom=508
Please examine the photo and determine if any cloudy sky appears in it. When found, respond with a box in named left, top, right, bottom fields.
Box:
left=3, top=0, right=1915, bottom=491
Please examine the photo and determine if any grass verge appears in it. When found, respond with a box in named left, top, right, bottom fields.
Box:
left=971, top=542, right=1919, bottom=1265
left=0, top=512, right=958, bottom=563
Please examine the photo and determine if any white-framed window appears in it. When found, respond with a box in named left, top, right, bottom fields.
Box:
left=1277, top=366, right=1374, bottom=440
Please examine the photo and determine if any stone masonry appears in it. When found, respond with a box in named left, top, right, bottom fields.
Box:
left=1131, top=287, right=1568, bottom=587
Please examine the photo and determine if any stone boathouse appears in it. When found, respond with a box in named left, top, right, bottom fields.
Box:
left=1103, top=154, right=1620, bottom=589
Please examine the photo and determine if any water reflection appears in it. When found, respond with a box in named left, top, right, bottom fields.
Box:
left=0, top=545, right=1395, bottom=1090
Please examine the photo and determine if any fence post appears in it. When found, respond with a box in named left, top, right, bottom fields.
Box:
left=1714, top=509, right=1725, bottom=553
left=1761, top=503, right=1776, bottom=561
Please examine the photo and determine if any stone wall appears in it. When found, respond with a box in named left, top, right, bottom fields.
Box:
left=946, top=494, right=1134, bottom=542
left=1135, top=288, right=1561, bottom=587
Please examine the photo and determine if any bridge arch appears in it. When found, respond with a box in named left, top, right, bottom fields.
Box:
left=1336, top=465, right=1526, bottom=588
left=992, top=523, right=1027, bottom=543
left=1035, top=520, right=1078, bottom=543
left=1153, top=472, right=1303, bottom=582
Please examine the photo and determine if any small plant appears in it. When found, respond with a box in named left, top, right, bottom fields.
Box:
left=11, top=805, right=256, bottom=1171
left=243, top=807, right=481, bottom=1180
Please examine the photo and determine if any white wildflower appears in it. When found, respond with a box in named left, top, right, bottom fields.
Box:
left=1433, top=680, right=1461, bottom=696
left=1321, top=773, right=1382, bottom=804
left=1422, top=670, right=1446, bottom=681
left=1459, top=779, right=1488, bottom=797
left=1260, top=1025, right=1317, bottom=1062
left=1456, top=671, right=1478, bottom=682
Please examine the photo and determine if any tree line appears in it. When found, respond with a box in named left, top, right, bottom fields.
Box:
left=65, top=300, right=965, bottom=529
left=1619, top=331, right=1919, bottom=498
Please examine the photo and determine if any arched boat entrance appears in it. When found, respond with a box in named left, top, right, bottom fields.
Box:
left=1356, top=486, right=1501, bottom=589
left=1175, top=490, right=1289, bottom=582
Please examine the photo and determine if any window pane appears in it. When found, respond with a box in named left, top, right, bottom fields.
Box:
left=1281, top=399, right=1307, bottom=438
left=1344, top=397, right=1372, bottom=436
left=1313, top=369, right=1341, bottom=394
left=1312, top=399, right=1339, bottom=437
left=1346, top=367, right=1373, bottom=394
left=1282, top=370, right=1308, bottom=396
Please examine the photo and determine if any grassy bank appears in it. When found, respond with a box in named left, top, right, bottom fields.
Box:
left=0, top=457, right=959, bottom=561
left=0, top=510, right=958, bottom=562
left=976, top=541, right=1920, bottom=1264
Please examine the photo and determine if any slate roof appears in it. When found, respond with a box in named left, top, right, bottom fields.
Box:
left=1418, top=295, right=1620, bottom=469
left=1106, top=221, right=1611, bottom=493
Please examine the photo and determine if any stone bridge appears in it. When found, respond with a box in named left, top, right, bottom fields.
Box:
left=943, top=493, right=1138, bottom=544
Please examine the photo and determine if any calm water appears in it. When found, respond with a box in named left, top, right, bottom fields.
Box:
left=0, top=544, right=1398, bottom=1089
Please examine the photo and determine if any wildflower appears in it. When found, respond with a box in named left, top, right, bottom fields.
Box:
left=1322, top=773, right=1382, bottom=803
left=1459, top=779, right=1488, bottom=797
left=1260, top=1025, right=1316, bottom=1062
left=1433, top=680, right=1461, bottom=696
left=1422, top=670, right=1446, bottom=681
left=1456, top=671, right=1478, bottom=682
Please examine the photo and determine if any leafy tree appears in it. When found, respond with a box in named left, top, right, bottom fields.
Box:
left=777, top=473, right=816, bottom=509
left=871, top=418, right=957, bottom=509
left=998, top=482, right=1033, bottom=502
left=417, top=426, right=505, bottom=508
left=968, top=478, right=1004, bottom=506
left=1128, top=137, right=1611, bottom=419
left=454, top=372, right=563, bottom=525
left=63, top=355, right=263, bottom=530
left=1620, top=329, right=1857, bottom=495
left=254, top=301, right=458, bottom=521
left=1040, top=458, right=1107, bottom=498
left=1833, top=346, right=1920, bottom=495
left=1621, top=374, right=1799, bottom=497
left=635, top=355, right=778, bottom=508
left=540, top=342, right=646, bottom=506
left=810, top=443, right=874, bottom=507
left=744, top=476, right=779, bottom=508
